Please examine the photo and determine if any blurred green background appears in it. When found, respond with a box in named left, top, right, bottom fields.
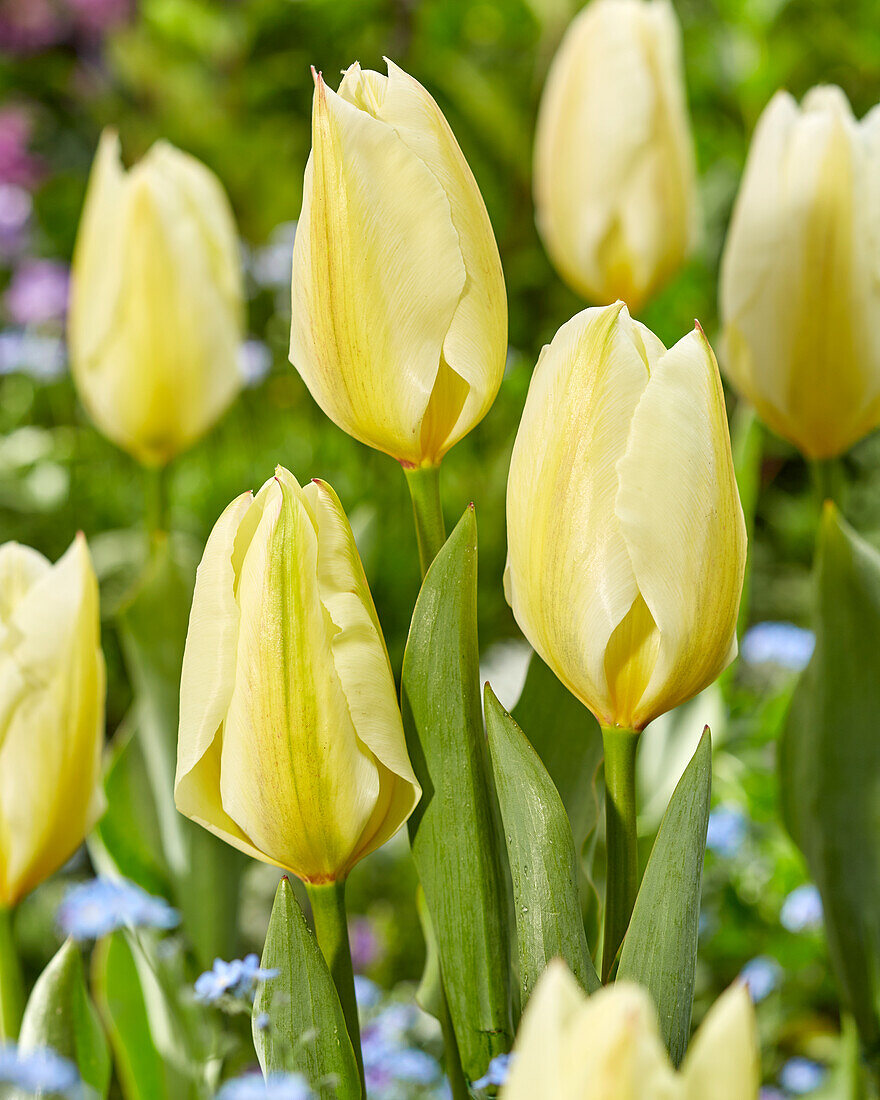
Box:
left=3, top=0, right=880, bottom=1094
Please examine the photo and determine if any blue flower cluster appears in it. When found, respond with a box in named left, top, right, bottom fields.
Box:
left=354, top=979, right=443, bottom=1099
left=57, top=876, right=180, bottom=940
left=215, top=1070, right=312, bottom=1099
left=195, top=955, right=279, bottom=1004
left=739, top=956, right=782, bottom=1003
left=706, top=805, right=748, bottom=859
left=0, top=1043, right=79, bottom=1094
left=741, top=622, right=815, bottom=673
left=780, top=885, right=823, bottom=933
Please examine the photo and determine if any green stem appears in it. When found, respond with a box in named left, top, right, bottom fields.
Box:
left=601, top=726, right=640, bottom=982
left=144, top=463, right=169, bottom=537
left=809, top=457, right=844, bottom=513
left=0, top=905, right=23, bottom=1040
left=403, top=465, right=446, bottom=578
left=306, top=880, right=365, bottom=1097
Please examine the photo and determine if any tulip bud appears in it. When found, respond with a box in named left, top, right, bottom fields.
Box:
left=68, top=130, right=245, bottom=466
left=720, top=86, right=880, bottom=459
left=501, top=961, right=759, bottom=1099
left=0, top=535, right=106, bottom=907
left=175, top=466, right=421, bottom=883
left=534, top=0, right=698, bottom=313
left=289, top=60, right=507, bottom=467
left=504, top=302, right=746, bottom=731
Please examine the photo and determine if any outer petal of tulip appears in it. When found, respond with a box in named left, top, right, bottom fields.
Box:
left=69, top=131, right=244, bottom=466
left=534, top=0, right=697, bottom=312
left=720, top=86, right=880, bottom=458
left=681, top=983, right=760, bottom=1100
left=0, top=535, right=106, bottom=907
left=501, top=960, right=589, bottom=1100
left=175, top=467, right=420, bottom=883
left=290, top=61, right=507, bottom=466
left=615, top=325, right=746, bottom=729
left=505, top=303, right=745, bottom=730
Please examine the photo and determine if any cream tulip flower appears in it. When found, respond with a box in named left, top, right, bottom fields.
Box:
left=504, top=302, right=746, bottom=732
left=175, top=466, right=420, bottom=884
left=500, top=961, right=759, bottom=1100
left=720, top=86, right=880, bottom=459
left=534, top=0, right=698, bottom=313
left=0, top=535, right=106, bottom=908
left=290, top=60, right=507, bottom=467
left=69, top=130, right=245, bottom=466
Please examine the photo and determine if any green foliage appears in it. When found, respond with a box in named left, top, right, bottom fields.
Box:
left=254, top=878, right=360, bottom=1099
left=484, top=684, right=599, bottom=1006
left=780, top=506, right=880, bottom=1069
left=401, top=508, right=513, bottom=1080
left=618, top=729, right=712, bottom=1068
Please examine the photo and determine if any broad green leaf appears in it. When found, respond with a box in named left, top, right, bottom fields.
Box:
left=780, top=504, right=880, bottom=1060
left=89, top=721, right=170, bottom=897
left=401, top=507, right=513, bottom=1079
left=16, top=939, right=110, bottom=1098
left=730, top=404, right=763, bottom=639
left=253, top=877, right=360, bottom=1100
left=617, top=727, right=711, bottom=1067
left=116, top=536, right=246, bottom=966
left=511, top=652, right=603, bottom=865
left=92, top=932, right=193, bottom=1100
left=484, top=684, right=599, bottom=1005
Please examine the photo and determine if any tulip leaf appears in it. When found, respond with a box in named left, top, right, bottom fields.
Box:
left=16, top=939, right=110, bottom=1098
left=617, top=727, right=711, bottom=1068
left=116, top=535, right=246, bottom=966
left=92, top=931, right=196, bottom=1100
left=779, top=505, right=880, bottom=1064
left=253, top=877, right=360, bottom=1100
left=89, top=721, right=170, bottom=897
left=484, top=684, right=599, bottom=1005
left=511, top=652, right=603, bottom=865
left=401, top=506, right=514, bottom=1079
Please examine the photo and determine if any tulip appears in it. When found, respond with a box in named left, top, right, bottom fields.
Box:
left=289, top=60, right=507, bottom=469
left=505, top=301, right=746, bottom=733
left=534, top=0, right=698, bottom=313
left=175, top=466, right=420, bottom=884
left=0, top=534, right=106, bottom=908
left=68, top=130, right=245, bottom=467
left=720, top=86, right=880, bottom=459
left=501, top=960, right=759, bottom=1099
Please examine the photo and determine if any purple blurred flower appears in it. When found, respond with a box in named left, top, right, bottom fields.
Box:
left=0, top=183, right=31, bottom=257
left=473, top=1053, right=514, bottom=1090
left=739, top=956, right=782, bottom=1002
left=65, top=0, right=131, bottom=35
left=349, top=915, right=382, bottom=972
left=195, top=955, right=279, bottom=1004
left=780, top=884, right=823, bottom=933
left=706, top=806, right=747, bottom=859
left=0, top=107, right=43, bottom=188
left=760, top=1090, right=786, bottom=1100
left=779, top=1057, right=827, bottom=1095
left=360, top=1002, right=442, bottom=1095
left=0, top=0, right=67, bottom=55
left=5, top=258, right=69, bottom=325
left=741, top=622, right=815, bottom=672
left=0, top=1043, right=80, bottom=1093
left=58, top=877, right=180, bottom=940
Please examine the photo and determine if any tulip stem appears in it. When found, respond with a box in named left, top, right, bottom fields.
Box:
left=809, top=458, right=844, bottom=513
left=306, top=879, right=365, bottom=1096
left=145, top=463, right=169, bottom=537
left=601, top=726, right=640, bottom=982
left=404, top=465, right=446, bottom=578
left=0, top=905, right=23, bottom=1040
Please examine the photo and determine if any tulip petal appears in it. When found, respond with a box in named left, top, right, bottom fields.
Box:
left=369, top=59, right=508, bottom=459
left=615, top=327, right=746, bottom=728
left=501, top=960, right=587, bottom=1100
left=504, top=303, right=657, bottom=725
left=681, top=983, right=759, bottom=1100
left=305, top=477, right=420, bottom=862
left=0, top=535, right=105, bottom=906
left=175, top=490, right=269, bottom=863
left=290, top=73, right=466, bottom=465
left=218, top=475, right=381, bottom=881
